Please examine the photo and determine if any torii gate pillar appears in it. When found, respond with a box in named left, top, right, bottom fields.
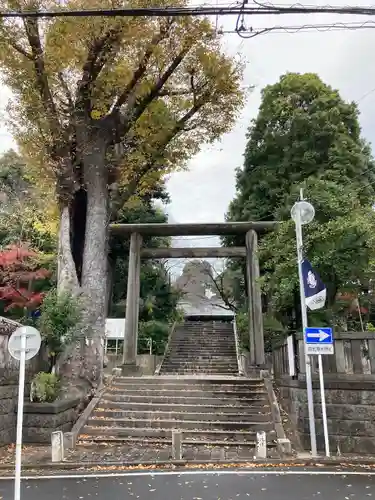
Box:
left=122, top=232, right=142, bottom=367
left=246, top=229, right=265, bottom=366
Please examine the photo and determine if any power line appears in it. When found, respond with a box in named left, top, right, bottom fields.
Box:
left=2, top=5, right=375, bottom=18
left=228, top=20, right=375, bottom=38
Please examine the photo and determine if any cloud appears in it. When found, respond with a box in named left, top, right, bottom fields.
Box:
left=166, top=3, right=375, bottom=229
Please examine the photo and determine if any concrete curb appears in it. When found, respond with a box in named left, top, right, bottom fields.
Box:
left=65, top=376, right=115, bottom=450
left=0, top=457, right=375, bottom=472
left=261, top=370, right=292, bottom=457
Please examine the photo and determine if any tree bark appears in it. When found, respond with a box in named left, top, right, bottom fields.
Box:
left=56, top=138, right=109, bottom=396
left=79, top=142, right=109, bottom=386
left=57, top=205, right=79, bottom=292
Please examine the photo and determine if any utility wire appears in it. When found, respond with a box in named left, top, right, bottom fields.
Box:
left=2, top=5, right=375, bottom=18
left=229, top=20, right=375, bottom=38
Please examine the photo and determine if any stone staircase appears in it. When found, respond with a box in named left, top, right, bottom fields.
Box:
left=78, top=376, right=278, bottom=458
left=159, top=319, right=239, bottom=375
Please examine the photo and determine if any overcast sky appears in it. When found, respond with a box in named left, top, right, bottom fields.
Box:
left=1, top=1, right=375, bottom=254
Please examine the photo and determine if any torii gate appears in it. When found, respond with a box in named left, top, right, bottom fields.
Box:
left=109, top=221, right=278, bottom=371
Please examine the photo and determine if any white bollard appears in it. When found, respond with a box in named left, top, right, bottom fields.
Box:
left=256, top=431, right=267, bottom=459
left=51, top=431, right=65, bottom=462
left=172, top=430, right=182, bottom=460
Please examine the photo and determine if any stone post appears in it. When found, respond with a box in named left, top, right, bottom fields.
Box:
left=123, top=232, right=142, bottom=366
left=246, top=229, right=265, bottom=366
left=51, top=431, right=64, bottom=462
left=256, top=430, right=267, bottom=459
left=172, top=430, right=182, bottom=460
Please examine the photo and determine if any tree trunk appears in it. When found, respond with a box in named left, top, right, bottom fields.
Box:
left=80, top=143, right=109, bottom=387
left=57, top=205, right=79, bottom=292
left=56, top=139, right=109, bottom=397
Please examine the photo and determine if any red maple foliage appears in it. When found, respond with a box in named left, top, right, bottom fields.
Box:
left=336, top=291, right=368, bottom=315
left=0, top=245, right=51, bottom=312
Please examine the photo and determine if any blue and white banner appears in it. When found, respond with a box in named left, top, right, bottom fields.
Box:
left=302, top=259, right=327, bottom=310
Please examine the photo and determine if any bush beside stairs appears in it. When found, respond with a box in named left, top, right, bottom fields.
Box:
left=78, top=320, right=281, bottom=459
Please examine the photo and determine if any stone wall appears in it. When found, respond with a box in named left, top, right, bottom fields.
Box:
left=106, top=353, right=163, bottom=375
left=277, top=377, right=375, bottom=454
left=22, top=399, right=81, bottom=443
left=0, top=318, right=45, bottom=445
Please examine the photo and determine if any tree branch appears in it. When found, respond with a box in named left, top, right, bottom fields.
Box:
left=9, top=39, right=33, bottom=60
left=77, top=24, right=125, bottom=110
left=110, top=99, right=204, bottom=215
left=23, top=18, right=60, bottom=135
left=113, top=23, right=173, bottom=111
left=58, top=71, right=74, bottom=112
left=128, top=44, right=192, bottom=126
left=158, top=88, right=193, bottom=97
left=200, top=264, right=239, bottom=312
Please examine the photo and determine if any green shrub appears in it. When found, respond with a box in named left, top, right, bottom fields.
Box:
left=38, top=288, right=82, bottom=371
left=236, top=311, right=287, bottom=353
left=30, top=372, right=60, bottom=403
left=138, top=321, right=170, bottom=356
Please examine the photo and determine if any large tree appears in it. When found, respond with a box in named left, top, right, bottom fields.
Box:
left=226, top=72, right=375, bottom=331
left=0, top=0, right=244, bottom=391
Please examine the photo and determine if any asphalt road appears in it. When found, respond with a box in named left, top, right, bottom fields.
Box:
left=0, top=470, right=374, bottom=499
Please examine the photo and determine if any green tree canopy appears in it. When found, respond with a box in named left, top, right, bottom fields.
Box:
left=226, top=72, right=375, bottom=330
left=109, top=185, right=180, bottom=323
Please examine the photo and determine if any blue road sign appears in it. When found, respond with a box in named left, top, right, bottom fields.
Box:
left=304, top=327, right=333, bottom=345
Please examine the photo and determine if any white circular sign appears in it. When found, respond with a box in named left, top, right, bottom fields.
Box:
left=8, top=326, right=42, bottom=361
left=291, top=200, right=315, bottom=225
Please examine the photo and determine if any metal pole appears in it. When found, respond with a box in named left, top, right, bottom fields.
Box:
left=318, top=354, right=330, bottom=457
left=295, top=210, right=318, bottom=457
left=14, top=333, right=26, bottom=500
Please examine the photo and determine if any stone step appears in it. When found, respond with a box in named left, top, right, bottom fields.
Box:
left=164, top=351, right=237, bottom=355
left=160, top=367, right=239, bottom=373
left=162, top=359, right=238, bottom=363
left=170, top=339, right=235, bottom=343
left=99, top=401, right=269, bottom=412
left=77, top=435, right=267, bottom=448
left=111, top=376, right=261, bottom=383
left=82, top=426, right=276, bottom=443
left=170, top=337, right=235, bottom=342
left=160, top=366, right=239, bottom=371
left=165, top=352, right=237, bottom=356
left=159, top=373, right=240, bottom=377
left=161, top=361, right=238, bottom=365
left=102, top=394, right=268, bottom=405
left=74, top=441, right=276, bottom=460
left=162, top=365, right=238, bottom=369
left=111, top=380, right=264, bottom=390
left=162, top=362, right=238, bottom=375
left=93, top=409, right=272, bottom=422
left=161, top=364, right=238, bottom=369
left=163, top=357, right=237, bottom=362
left=88, top=417, right=274, bottom=432
left=168, top=348, right=236, bottom=356
left=106, top=388, right=265, bottom=398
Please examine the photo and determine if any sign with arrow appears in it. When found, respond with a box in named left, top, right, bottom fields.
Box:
left=304, top=327, right=334, bottom=355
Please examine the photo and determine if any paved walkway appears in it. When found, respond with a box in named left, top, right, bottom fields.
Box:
left=0, top=469, right=374, bottom=499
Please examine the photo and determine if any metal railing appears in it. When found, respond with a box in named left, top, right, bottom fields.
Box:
left=154, top=321, right=177, bottom=375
